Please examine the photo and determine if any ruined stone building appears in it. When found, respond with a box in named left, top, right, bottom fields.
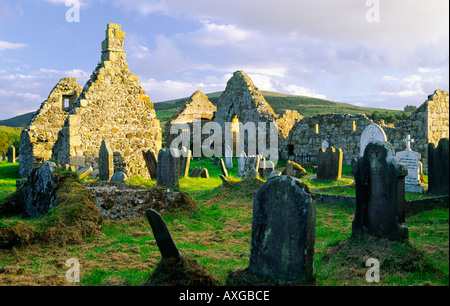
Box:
left=19, top=78, right=83, bottom=178
left=279, top=89, right=449, bottom=173
left=50, top=23, right=162, bottom=178
left=163, top=90, right=216, bottom=150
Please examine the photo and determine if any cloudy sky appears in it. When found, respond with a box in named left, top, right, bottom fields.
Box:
left=0, top=0, right=448, bottom=120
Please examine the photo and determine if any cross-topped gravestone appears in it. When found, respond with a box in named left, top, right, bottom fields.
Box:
left=396, top=135, right=424, bottom=193
left=99, top=140, right=114, bottom=181
left=352, top=141, right=409, bottom=241
left=7, top=146, right=15, bottom=163
left=249, top=176, right=316, bottom=282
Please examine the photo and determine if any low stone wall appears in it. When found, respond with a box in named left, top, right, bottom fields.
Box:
left=84, top=182, right=196, bottom=220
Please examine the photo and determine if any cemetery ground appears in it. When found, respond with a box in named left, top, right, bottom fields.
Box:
left=0, top=159, right=448, bottom=286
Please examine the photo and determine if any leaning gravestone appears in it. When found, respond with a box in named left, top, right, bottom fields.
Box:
left=77, top=166, right=93, bottom=180
left=352, top=141, right=409, bottom=241
left=189, top=167, right=202, bottom=178
left=219, top=158, right=228, bottom=177
left=317, top=146, right=343, bottom=181
left=7, top=146, right=15, bottom=163
left=142, top=149, right=158, bottom=179
left=249, top=175, right=316, bottom=282
left=157, top=148, right=179, bottom=188
left=99, top=140, right=114, bottom=181
left=396, top=135, right=425, bottom=193
left=359, top=123, right=387, bottom=157
left=178, top=146, right=192, bottom=178
left=237, top=151, right=247, bottom=177
left=428, top=138, right=449, bottom=195
left=145, top=209, right=182, bottom=262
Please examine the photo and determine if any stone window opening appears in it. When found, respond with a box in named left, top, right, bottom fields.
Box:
left=287, top=144, right=295, bottom=156
left=61, top=93, right=77, bottom=112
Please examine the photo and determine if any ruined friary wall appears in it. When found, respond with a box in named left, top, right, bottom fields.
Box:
left=52, top=24, right=162, bottom=178
left=281, top=90, right=449, bottom=174
left=19, top=78, right=83, bottom=178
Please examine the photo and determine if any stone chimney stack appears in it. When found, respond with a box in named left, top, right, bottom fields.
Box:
left=101, top=23, right=126, bottom=62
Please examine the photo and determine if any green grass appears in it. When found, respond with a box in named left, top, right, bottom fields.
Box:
left=0, top=159, right=448, bottom=286
left=0, top=161, right=19, bottom=203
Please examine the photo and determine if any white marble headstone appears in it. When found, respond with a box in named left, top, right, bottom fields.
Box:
left=321, top=140, right=329, bottom=150
left=360, top=123, right=387, bottom=157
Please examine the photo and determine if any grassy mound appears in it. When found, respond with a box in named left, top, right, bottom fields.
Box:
left=144, top=256, right=220, bottom=286
left=0, top=171, right=103, bottom=248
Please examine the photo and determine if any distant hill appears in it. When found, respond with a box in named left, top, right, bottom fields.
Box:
left=153, top=90, right=406, bottom=125
left=0, top=112, right=34, bottom=128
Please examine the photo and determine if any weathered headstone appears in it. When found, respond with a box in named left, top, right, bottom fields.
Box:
left=142, top=149, right=158, bottom=179
left=99, top=140, right=114, bottom=181
left=359, top=123, right=387, bottom=157
left=249, top=176, right=316, bottom=282
left=219, top=158, right=229, bottom=177
left=189, top=167, right=202, bottom=178
left=352, top=141, right=409, bottom=241
left=267, top=169, right=281, bottom=180
left=157, top=148, right=179, bottom=188
left=200, top=168, right=209, bottom=178
left=317, top=146, right=343, bottom=181
left=179, top=146, right=192, bottom=178
left=2, top=152, right=5, bottom=161
left=145, top=209, right=182, bottom=262
left=7, top=146, right=15, bottom=163
left=225, top=146, right=233, bottom=169
left=396, top=135, right=425, bottom=193
left=428, top=138, right=449, bottom=195
left=237, top=151, right=247, bottom=177
left=243, top=155, right=260, bottom=178
left=284, top=160, right=307, bottom=178
left=77, top=166, right=93, bottom=180
left=110, top=171, right=127, bottom=183
left=258, top=156, right=266, bottom=179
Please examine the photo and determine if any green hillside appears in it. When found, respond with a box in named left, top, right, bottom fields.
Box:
left=0, top=126, right=22, bottom=154
left=0, top=112, right=34, bottom=128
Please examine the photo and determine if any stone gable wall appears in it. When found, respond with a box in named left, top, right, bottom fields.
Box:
left=19, top=78, right=83, bottom=178
left=52, top=24, right=161, bottom=178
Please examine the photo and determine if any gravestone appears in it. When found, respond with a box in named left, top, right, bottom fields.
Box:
left=225, top=146, right=233, bottom=169
left=110, top=171, right=127, bottom=183
left=189, top=167, right=202, bottom=178
left=2, top=152, right=5, bottom=161
left=200, top=168, right=209, bottom=178
left=428, top=138, right=449, bottom=195
left=77, top=166, right=93, bottom=180
left=237, top=151, right=247, bottom=177
left=321, top=139, right=329, bottom=150
left=243, top=155, right=260, bottom=178
left=179, top=146, right=192, bottom=178
left=7, top=146, right=15, bottom=163
left=267, top=169, right=281, bottom=180
left=99, top=140, right=114, bottom=181
left=142, top=149, right=158, bottom=179
left=157, top=148, right=179, bottom=188
left=352, top=141, right=409, bottom=241
left=249, top=176, right=316, bottom=282
left=265, top=160, right=274, bottom=178
left=359, top=123, right=387, bottom=157
left=284, top=160, right=307, bottom=178
left=145, top=209, right=182, bottom=262
left=219, top=158, right=228, bottom=177
left=258, top=156, right=266, bottom=179
left=396, top=135, right=425, bottom=193
left=317, top=146, right=343, bottom=181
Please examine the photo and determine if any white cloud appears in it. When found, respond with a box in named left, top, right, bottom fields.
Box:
left=0, top=40, right=27, bottom=51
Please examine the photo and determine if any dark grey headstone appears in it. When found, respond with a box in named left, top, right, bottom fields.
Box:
left=7, top=146, right=15, bottom=163
left=2, top=152, right=5, bottom=161
left=179, top=147, right=192, bottom=178
left=317, top=146, right=343, bottom=181
left=200, top=168, right=209, bottom=178
left=249, top=175, right=316, bottom=282
left=110, top=171, right=127, bottom=183
left=352, top=141, right=409, bottom=241
left=99, top=140, right=114, bottom=181
left=142, top=149, right=158, bottom=179
left=258, top=156, right=266, bottom=179
left=428, top=138, right=449, bottom=195
left=189, top=167, right=202, bottom=178
left=157, top=148, right=179, bottom=188
left=145, top=209, right=182, bottom=262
